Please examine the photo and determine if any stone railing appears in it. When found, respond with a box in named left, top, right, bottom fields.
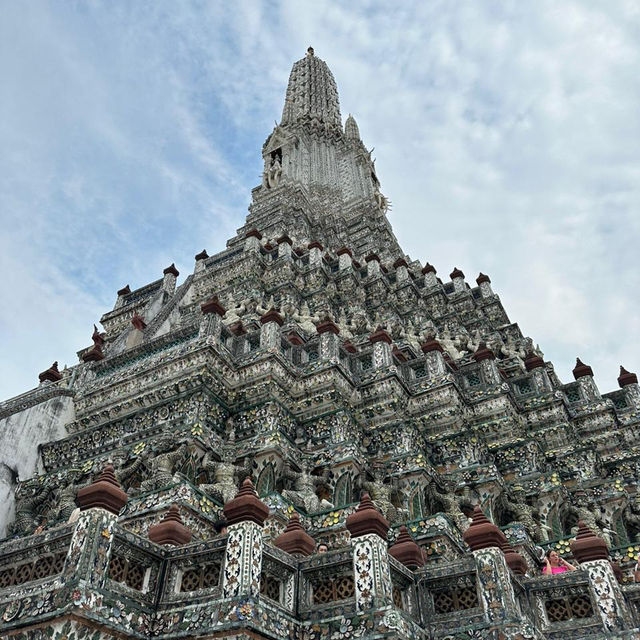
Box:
left=297, top=546, right=355, bottom=621
left=523, top=570, right=601, bottom=638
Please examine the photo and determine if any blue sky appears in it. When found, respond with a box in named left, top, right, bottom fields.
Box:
left=0, top=1, right=638, bottom=399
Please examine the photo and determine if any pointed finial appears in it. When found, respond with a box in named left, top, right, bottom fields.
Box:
left=618, top=366, right=638, bottom=387
left=462, top=506, right=505, bottom=550
left=76, top=464, right=128, bottom=514
left=389, top=526, right=424, bottom=569
left=307, top=46, right=314, bottom=56
left=573, top=358, right=593, bottom=379
left=346, top=492, right=389, bottom=539
left=223, top=478, right=269, bottom=526
left=274, top=512, right=316, bottom=556
left=148, top=503, right=192, bottom=546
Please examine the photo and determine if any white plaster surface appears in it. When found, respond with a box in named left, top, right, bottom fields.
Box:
left=0, top=396, right=74, bottom=537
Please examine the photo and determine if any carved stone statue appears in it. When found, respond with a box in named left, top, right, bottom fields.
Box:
left=282, top=463, right=333, bottom=513
left=138, top=439, right=190, bottom=494
left=198, top=444, right=250, bottom=504
left=360, top=467, right=408, bottom=523
left=624, top=496, right=640, bottom=542
left=498, top=488, right=544, bottom=542
left=9, top=480, right=54, bottom=535
left=425, top=481, right=470, bottom=533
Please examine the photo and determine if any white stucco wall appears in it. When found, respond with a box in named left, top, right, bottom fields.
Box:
left=0, top=396, right=74, bottom=537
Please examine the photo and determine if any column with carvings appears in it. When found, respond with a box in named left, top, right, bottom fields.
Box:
left=345, top=493, right=393, bottom=612
left=571, top=521, right=634, bottom=633
left=222, top=479, right=269, bottom=599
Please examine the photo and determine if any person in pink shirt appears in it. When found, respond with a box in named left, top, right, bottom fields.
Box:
left=543, top=549, right=576, bottom=575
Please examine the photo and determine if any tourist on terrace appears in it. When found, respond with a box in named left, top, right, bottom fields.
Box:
left=542, top=549, right=576, bottom=574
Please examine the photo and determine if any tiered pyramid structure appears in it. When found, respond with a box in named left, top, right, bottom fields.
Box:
left=1, top=47, right=640, bottom=640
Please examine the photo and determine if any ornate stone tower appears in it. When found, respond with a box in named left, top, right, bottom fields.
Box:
left=1, top=48, right=640, bottom=640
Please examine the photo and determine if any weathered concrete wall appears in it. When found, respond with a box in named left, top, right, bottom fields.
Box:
left=0, top=396, right=74, bottom=537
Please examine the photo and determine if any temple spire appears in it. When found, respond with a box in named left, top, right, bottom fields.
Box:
left=281, top=48, right=342, bottom=129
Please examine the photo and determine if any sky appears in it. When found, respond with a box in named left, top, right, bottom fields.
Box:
left=0, top=0, right=638, bottom=399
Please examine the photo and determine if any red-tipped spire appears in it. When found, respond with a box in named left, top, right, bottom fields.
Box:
left=524, top=351, right=544, bottom=371
left=223, top=478, right=269, bottom=526
left=573, top=358, right=593, bottom=379
left=393, top=258, right=408, bottom=269
left=618, top=366, right=638, bottom=388
left=131, top=313, right=146, bottom=331
left=476, top=273, right=491, bottom=285
left=369, top=327, right=393, bottom=345
left=500, top=538, right=527, bottom=576
left=317, top=317, right=340, bottom=335
left=163, top=263, right=179, bottom=277
left=570, top=520, right=608, bottom=563
left=260, top=308, right=284, bottom=326
left=76, top=464, right=128, bottom=515
left=472, top=342, right=495, bottom=362
left=389, top=526, right=424, bottom=569
left=245, top=229, right=263, bottom=240
left=274, top=513, right=316, bottom=556
left=462, top=506, right=505, bottom=551
left=450, top=267, right=464, bottom=279
left=276, top=234, right=292, bottom=246
left=39, top=361, right=63, bottom=383
left=195, top=249, right=209, bottom=260
left=346, top=492, right=389, bottom=539
left=421, top=337, right=444, bottom=353
left=117, top=284, right=131, bottom=296
left=201, top=296, right=226, bottom=316
left=148, top=504, right=192, bottom=546
left=422, top=263, right=436, bottom=275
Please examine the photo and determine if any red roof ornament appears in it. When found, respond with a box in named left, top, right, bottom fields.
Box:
left=163, top=263, right=179, bottom=277
left=450, top=267, right=465, bottom=279
left=393, top=258, right=408, bottom=269
left=260, top=308, right=285, bottom=326
left=463, top=506, right=505, bottom=551
left=307, top=241, right=324, bottom=251
left=39, top=361, right=63, bottom=383
left=524, top=351, right=544, bottom=371
left=573, top=358, right=593, bottom=379
left=223, top=478, right=269, bottom=526
left=500, top=538, right=527, bottom=576
left=131, top=313, right=146, bottom=331
left=317, top=317, right=340, bottom=335
left=618, top=366, right=638, bottom=388
left=343, top=340, right=357, bottom=354
left=365, top=253, right=381, bottom=263
left=92, top=324, right=105, bottom=347
left=369, top=327, right=393, bottom=345
left=476, top=273, right=491, bottom=285
left=76, top=464, right=128, bottom=515
left=201, top=296, right=226, bottom=316
left=346, top=492, right=389, bottom=539
left=336, top=247, right=353, bottom=258
left=472, top=342, right=495, bottom=362
left=421, top=337, right=444, bottom=353
left=276, top=234, right=293, bottom=246
left=195, top=249, right=209, bottom=260
left=570, top=520, right=608, bottom=563
left=422, top=263, right=436, bottom=275
left=389, top=526, right=424, bottom=569
left=82, top=329, right=105, bottom=362
left=245, top=229, right=263, bottom=240
left=274, top=513, right=316, bottom=556
left=148, top=504, right=192, bottom=546
left=117, top=285, right=131, bottom=296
